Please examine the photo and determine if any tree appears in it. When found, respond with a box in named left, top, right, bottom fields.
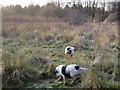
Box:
left=118, top=1, right=120, bottom=21
left=25, top=5, right=37, bottom=16
left=40, top=2, right=65, bottom=18
left=100, top=0, right=106, bottom=21
left=14, top=5, right=23, bottom=14
left=91, top=0, right=98, bottom=21
left=107, top=1, right=118, bottom=13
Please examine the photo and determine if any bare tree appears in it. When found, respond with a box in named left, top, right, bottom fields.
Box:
left=91, top=0, right=98, bottom=21
left=100, top=0, right=106, bottom=21
left=91, top=0, right=96, bottom=20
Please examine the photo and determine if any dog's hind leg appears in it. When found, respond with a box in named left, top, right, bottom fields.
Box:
left=71, top=76, right=76, bottom=84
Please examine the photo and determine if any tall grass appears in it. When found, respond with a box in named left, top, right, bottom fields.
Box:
left=2, top=16, right=119, bottom=88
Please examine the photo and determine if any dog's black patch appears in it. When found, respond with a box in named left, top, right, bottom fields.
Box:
left=61, top=65, right=70, bottom=77
left=67, top=48, right=72, bottom=54
left=61, top=65, right=67, bottom=75
left=75, top=66, right=79, bottom=70
left=54, top=70, right=58, bottom=74
left=67, top=47, right=71, bottom=50
left=69, top=50, right=72, bottom=54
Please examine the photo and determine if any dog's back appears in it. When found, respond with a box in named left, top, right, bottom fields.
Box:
left=65, top=64, right=80, bottom=77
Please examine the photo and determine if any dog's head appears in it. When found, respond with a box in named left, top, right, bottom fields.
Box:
left=54, top=70, right=61, bottom=78
left=54, top=69, right=58, bottom=74
left=54, top=65, right=65, bottom=77
left=74, top=48, right=77, bottom=51
left=54, top=67, right=60, bottom=77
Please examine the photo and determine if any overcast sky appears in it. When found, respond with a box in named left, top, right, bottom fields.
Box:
left=0, top=0, right=118, bottom=7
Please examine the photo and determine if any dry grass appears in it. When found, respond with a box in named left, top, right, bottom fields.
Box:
left=2, top=16, right=119, bottom=88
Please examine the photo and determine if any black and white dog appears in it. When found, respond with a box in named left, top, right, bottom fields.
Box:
left=54, top=64, right=87, bottom=85
left=65, top=46, right=76, bottom=58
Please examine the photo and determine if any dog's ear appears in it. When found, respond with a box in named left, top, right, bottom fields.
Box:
left=67, top=47, right=71, bottom=50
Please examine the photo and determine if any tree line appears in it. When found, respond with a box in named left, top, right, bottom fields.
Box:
left=2, top=0, right=120, bottom=24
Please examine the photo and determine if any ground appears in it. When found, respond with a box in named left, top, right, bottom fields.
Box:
left=1, top=21, right=119, bottom=88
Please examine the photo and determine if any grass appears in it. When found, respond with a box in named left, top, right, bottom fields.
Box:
left=2, top=18, right=119, bottom=88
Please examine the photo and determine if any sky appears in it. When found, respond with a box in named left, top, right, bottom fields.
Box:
left=0, top=0, right=118, bottom=7
left=0, top=0, right=51, bottom=7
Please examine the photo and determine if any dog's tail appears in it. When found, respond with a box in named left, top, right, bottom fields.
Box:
left=80, top=67, right=88, bottom=71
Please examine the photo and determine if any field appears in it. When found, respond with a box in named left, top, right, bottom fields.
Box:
left=1, top=16, right=119, bottom=88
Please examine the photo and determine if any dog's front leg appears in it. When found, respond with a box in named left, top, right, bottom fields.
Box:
left=71, top=76, right=76, bottom=84
left=62, top=75, right=66, bottom=85
left=63, top=78, right=66, bottom=85
left=55, top=76, right=61, bottom=81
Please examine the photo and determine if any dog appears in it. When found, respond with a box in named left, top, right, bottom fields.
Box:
left=65, top=46, right=75, bottom=58
left=54, top=64, right=87, bottom=85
